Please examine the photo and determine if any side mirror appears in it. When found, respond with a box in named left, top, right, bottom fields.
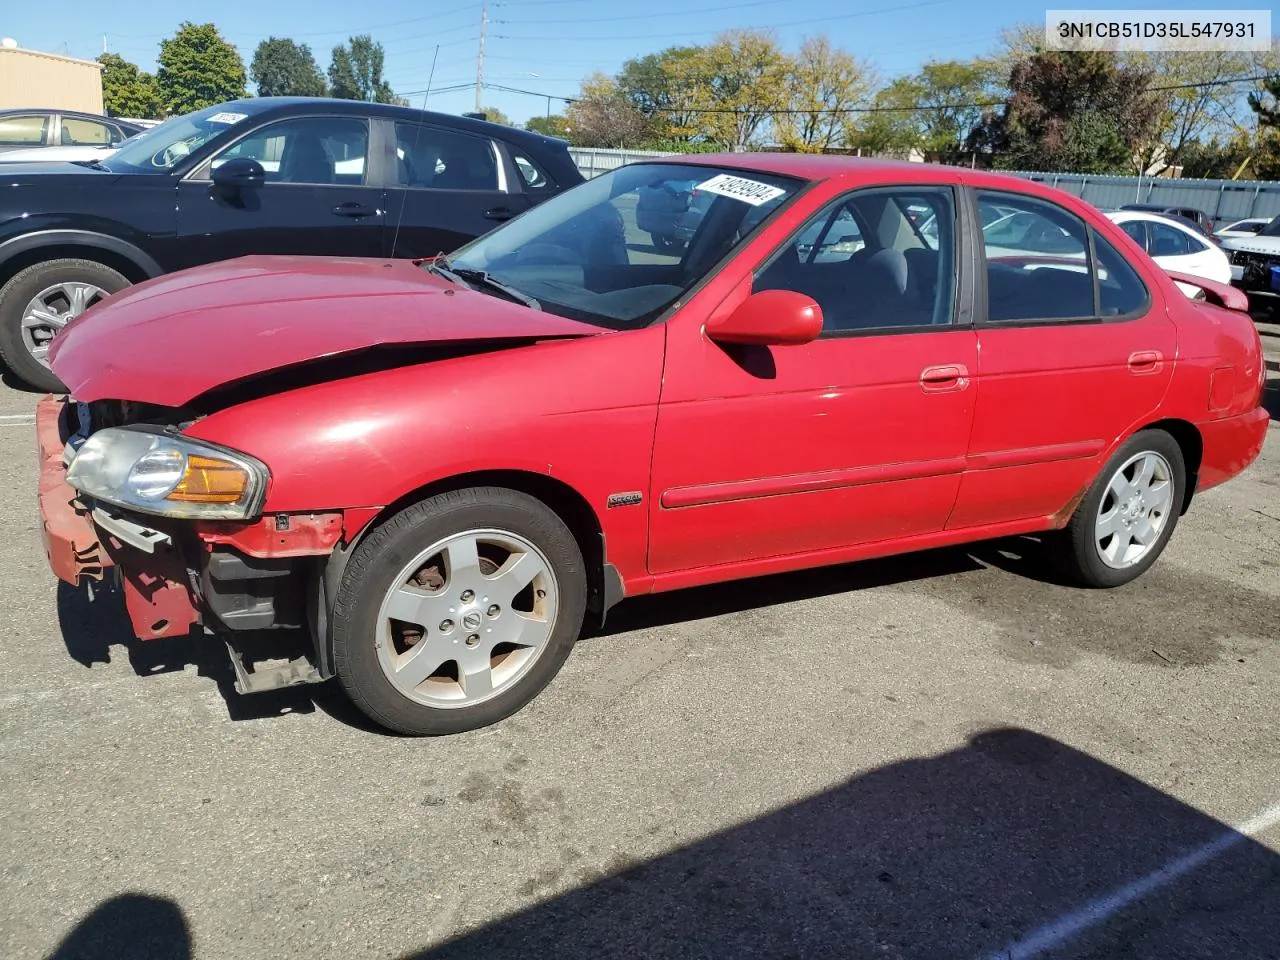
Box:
left=212, top=157, right=265, bottom=190
left=705, top=289, right=823, bottom=346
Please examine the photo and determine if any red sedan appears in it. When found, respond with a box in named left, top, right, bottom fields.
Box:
left=37, top=155, right=1269, bottom=735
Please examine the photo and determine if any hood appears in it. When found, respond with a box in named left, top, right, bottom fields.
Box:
left=50, top=255, right=605, bottom=406
left=1220, top=235, right=1280, bottom=254
left=0, top=160, right=117, bottom=181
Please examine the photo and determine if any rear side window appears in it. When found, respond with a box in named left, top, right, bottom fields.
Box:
left=1092, top=229, right=1149, bottom=316
left=1149, top=222, right=1205, bottom=256
left=0, top=114, right=48, bottom=146
left=61, top=117, right=113, bottom=145
left=394, top=123, right=500, bottom=191
left=977, top=192, right=1093, bottom=322
left=511, top=150, right=553, bottom=191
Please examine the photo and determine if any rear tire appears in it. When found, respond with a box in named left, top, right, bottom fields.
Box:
left=330, top=487, right=587, bottom=736
left=1052, top=429, right=1186, bottom=588
left=0, top=258, right=131, bottom=393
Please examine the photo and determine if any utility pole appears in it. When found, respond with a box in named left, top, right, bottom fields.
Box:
left=474, top=3, right=487, bottom=113
left=102, top=35, right=107, bottom=55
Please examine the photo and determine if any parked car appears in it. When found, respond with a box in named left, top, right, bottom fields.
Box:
left=1118, top=202, right=1215, bottom=237
left=0, top=120, right=171, bottom=163
left=37, top=156, right=1268, bottom=736
left=1220, top=215, right=1280, bottom=308
left=1106, top=210, right=1233, bottom=297
left=1214, top=216, right=1273, bottom=240
left=0, top=108, right=143, bottom=155
left=0, top=97, right=585, bottom=392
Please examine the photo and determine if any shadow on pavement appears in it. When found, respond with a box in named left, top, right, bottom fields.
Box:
left=46, top=893, right=190, bottom=960
left=407, top=728, right=1278, bottom=959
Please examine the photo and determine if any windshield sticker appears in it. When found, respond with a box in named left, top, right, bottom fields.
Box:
left=208, top=112, right=249, bottom=125
left=694, top=173, right=786, bottom=206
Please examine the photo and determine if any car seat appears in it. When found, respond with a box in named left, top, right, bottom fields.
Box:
left=279, top=135, right=333, bottom=184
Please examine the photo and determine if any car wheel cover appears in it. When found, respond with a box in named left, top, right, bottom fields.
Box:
left=21, top=281, right=107, bottom=368
left=1094, top=450, right=1175, bottom=569
left=374, top=528, right=559, bottom=709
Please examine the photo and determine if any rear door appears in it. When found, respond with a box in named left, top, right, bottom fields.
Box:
left=171, top=113, right=387, bottom=270
left=380, top=121, right=533, bottom=259
left=949, top=188, right=1176, bottom=529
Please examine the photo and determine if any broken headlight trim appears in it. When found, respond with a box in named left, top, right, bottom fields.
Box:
left=65, top=425, right=269, bottom=521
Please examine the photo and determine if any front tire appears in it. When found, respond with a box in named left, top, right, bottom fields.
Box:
left=0, top=258, right=131, bottom=393
left=330, top=488, right=587, bottom=735
left=1053, top=429, right=1186, bottom=588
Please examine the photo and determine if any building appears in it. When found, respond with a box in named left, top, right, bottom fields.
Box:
left=0, top=42, right=104, bottom=113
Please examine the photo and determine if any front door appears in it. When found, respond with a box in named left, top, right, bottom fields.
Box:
left=648, top=184, right=979, bottom=576
left=380, top=121, right=534, bottom=260
left=171, top=114, right=387, bottom=270
left=948, top=188, right=1177, bottom=529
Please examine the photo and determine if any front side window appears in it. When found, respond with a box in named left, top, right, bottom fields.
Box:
left=754, top=187, right=955, bottom=333
left=211, top=117, right=369, bottom=185
left=0, top=115, right=47, bottom=146
left=978, top=192, right=1094, bottom=322
left=440, top=163, right=803, bottom=330
left=61, top=117, right=113, bottom=146
left=395, top=123, right=500, bottom=191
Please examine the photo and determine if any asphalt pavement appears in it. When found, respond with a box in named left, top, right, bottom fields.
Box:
left=0, top=320, right=1277, bottom=960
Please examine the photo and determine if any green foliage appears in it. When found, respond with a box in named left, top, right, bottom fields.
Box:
left=978, top=51, right=1161, bottom=173
left=156, top=22, right=247, bottom=115
left=1249, top=74, right=1280, bottom=128
left=476, top=106, right=512, bottom=126
left=251, top=37, right=327, bottom=97
left=328, top=35, right=397, bottom=103
left=524, top=115, right=571, bottom=138
left=97, top=53, right=161, bottom=119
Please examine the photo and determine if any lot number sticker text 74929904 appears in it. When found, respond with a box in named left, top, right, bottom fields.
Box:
left=694, top=174, right=787, bottom=206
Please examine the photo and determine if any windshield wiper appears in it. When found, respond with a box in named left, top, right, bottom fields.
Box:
left=428, top=256, right=541, bottom=310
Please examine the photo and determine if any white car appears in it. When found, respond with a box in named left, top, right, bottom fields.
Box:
left=1105, top=210, right=1232, bottom=298
left=0, top=122, right=169, bottom=164
left=1214, top=217, right=1274, bottom=240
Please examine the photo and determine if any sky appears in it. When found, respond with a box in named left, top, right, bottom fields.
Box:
left=3, top=0, right=1216, bottom=125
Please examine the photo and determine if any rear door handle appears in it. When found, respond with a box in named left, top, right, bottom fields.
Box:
left=332, top=202, right=380, bottom=218
left=1127, top=350, right=1163, bottom=373
left=920, top=363, right=970, bottom=393
left=484, top=206, right=515, bottom=221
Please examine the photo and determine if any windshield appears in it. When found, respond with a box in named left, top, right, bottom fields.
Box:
left=101, top=103, right=264, bottom=173
left=438, top=163, right=803, bottom=329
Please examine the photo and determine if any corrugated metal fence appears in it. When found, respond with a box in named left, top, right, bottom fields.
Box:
left=568, top=148, right=1280, bottom=221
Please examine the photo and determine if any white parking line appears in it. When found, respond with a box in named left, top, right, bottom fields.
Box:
left=981, top=801, right=1280, bottom=960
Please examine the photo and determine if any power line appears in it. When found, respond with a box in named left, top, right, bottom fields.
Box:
left=496, top=0, right=793, bottom=25
left=495, top=0, right=958, bottom=41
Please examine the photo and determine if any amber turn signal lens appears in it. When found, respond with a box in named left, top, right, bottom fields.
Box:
left=167, top=455, right=250, bottom=504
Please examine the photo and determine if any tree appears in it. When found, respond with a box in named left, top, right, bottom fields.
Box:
left=973, top=51, right=1161, bottom=173
left=617, top=46, right=703, bottom=142
left=1248, top=74, right=1280, bottom=127
left=848, top=60, right=991, bottom=162
left=96, top=53, right=161, bottom=118
left=1130, top=51, right=1251, bottom=173
left=328, top=35, right=398, bottom=103
left=773, top=36, right=872, bottom=152
left=697, top=29, right=789, bottom=150
left=156, top=22, right=247, bottom=115
left=565, top=72, right=650, bottom=147
left=250, top=37, right=327, bottom=97
left=525, top=115, right=571, bottom=139
left=476, top=106, right=511, bottom=126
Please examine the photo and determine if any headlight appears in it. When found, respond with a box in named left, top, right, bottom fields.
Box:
left=65, top=426, right=268, bottom=520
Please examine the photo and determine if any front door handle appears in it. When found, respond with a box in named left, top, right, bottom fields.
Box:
left=484, top=206, right=515, bottom=221
left=1127, top=350, right=1163, bottom=373
left=920, top=363, right=970, bottom=393
left=332, top=202, right=380, bottom=218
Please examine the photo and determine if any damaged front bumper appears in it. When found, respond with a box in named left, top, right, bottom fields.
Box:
left=37, top=395, right=350, bottom=692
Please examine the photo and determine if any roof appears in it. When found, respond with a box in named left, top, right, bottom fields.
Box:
left=210, top=96, right=568, bottom=152
left=623, top=151, right=1078, bottom=195
left=0, top=46, right=103, bottom=69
